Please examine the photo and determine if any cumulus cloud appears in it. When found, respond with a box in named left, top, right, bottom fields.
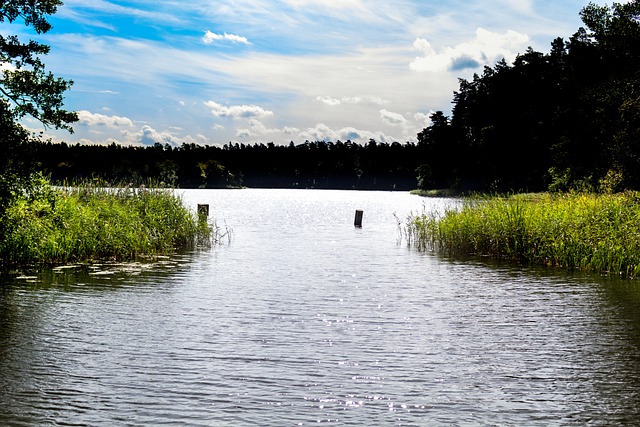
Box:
left=259, top=120, right=299, bottom=135
left=414, top=111, right=435, bottom=127
left=236, top=119, right=300, bottom=138
left=409, top=39, right=451, bottom=73
left=299, top=123, right=395, bottom=143
left=116, top=125, right=209, bottom=147
left=77, top=110, right=134, bottom=128
left=202, top=30, right=251, bottom=45
left=205, top=101, right=273, bottom=119
left=136, top=125, right=183, bottom=146
left=380, top=109, right=408, bottom=126
left=316, top=96, right=342, bottom=106
left=410, top=28, right=529, bottom=72
left=235, top=129, right=252, bottom=138
left=316, top=95, right=389, bottom=106
left=282, top=126, right=301, bottom=135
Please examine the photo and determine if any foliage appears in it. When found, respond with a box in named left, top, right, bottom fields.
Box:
left=0, top=0, right=77, bottom=242
left=416, top=0, right=640, bottom=194
left=408, top=192, right=640, bottom=277
left=0, top=176, right=211, bottom=267
left=0, top=0, right=77, bottom=129
left=29, top=139, right=421, bottom=191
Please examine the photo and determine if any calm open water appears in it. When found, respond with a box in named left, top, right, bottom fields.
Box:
left=2, top=189, right=640, bottom=426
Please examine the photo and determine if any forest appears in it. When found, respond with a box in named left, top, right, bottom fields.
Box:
left=32, top=139, right=422, bottom=190
left=417, top=1, right=640, bottom=193
left=22, top=1, right=640, bottom=193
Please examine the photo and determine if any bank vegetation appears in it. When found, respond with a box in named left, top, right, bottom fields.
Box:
left=0, top=176, right=212, bottom=267
left=408, top=192, right=640, bottom=277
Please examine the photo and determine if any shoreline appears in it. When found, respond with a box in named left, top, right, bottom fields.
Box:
left=407, top=191, right=640, bottom=277
left=0, top=178, right=212, bottom=269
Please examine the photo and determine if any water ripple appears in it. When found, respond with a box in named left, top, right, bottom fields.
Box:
left=1, top=190, right=640, bottom=425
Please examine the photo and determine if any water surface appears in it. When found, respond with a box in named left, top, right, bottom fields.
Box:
left=2, top=189, right=640, bottom=426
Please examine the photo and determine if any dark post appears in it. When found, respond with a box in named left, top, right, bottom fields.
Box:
left=198, top=204, right=209, bottom=222
left=354, top=210, right=363, bottom=227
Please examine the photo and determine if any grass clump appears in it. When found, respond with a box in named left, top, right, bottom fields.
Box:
left=0, top=175, right=212, bottom=267
left=407, top=192, right=640, bottom=277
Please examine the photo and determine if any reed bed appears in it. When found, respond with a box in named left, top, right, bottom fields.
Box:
left=407, top=192, right=640, bottom=277
left=0, top=178, right=213, bottom=266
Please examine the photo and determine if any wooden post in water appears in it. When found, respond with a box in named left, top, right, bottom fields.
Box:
left=197, top=204, right=209, bottom=222
left=354, top=210, right=363, bottom=228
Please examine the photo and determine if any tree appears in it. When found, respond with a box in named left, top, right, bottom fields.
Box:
left=0, top=0, right=77, bottom=210
left=416, top=111, right=457, bottom=189
left=559, top=0, right=640, bottom=190
left=1, top=0, right=77, bottom=130
left=415, top=1, right=640, bottom=193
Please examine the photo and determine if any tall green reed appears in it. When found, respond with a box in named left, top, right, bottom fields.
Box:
left=408, top=192, right=640, bottom=277
left=0, top=177, right=215, bottom=267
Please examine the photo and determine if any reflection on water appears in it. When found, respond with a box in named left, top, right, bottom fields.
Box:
left=1, top=189, right=640, bottom=426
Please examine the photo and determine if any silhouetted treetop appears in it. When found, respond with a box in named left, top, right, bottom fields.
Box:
left=416, top=0, right=640, bottom=193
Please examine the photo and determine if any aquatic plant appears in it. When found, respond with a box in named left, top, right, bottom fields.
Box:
left=0, top=176, right=215, bottom=266
left=408, top=192, right=640, bottom=277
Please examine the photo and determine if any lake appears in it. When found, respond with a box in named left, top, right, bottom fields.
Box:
left=2, top=189, right=640, bottom=426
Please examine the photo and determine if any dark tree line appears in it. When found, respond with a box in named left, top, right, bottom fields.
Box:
left=417, top=1, right=640, bottom=193
left=33, top=139, right=423, bottom=190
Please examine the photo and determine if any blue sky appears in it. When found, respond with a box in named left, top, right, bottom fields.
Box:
left=17, top=0, right=599, bottom=146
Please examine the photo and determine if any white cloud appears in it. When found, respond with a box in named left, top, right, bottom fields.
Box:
left=380, top=109, right=408, bottom=126
left=51, top=34, right=453, bottom=137
left=285, top=0, right=365, bottom=8
left=202, top=30, right=251, bottom=45
left=0, top=62, right=16, bottom=72
left=236, top=129, right=252, bottom=138
left=48, top=0, right=581, bottom=149
left=77, top=110, right=134, bottom=128
left=205, top=101, right=273, bottom=119
left=503, top=0, right=534, bottom=14
left=414, top=111, right=435, bottom=127
left=282, top=126, right=300, bottom=135
left=410, top=28, right=529, bottom=72
left=316, top=96, right=389, bottom=106
left=299, top=123, right=396, bottom=143
left=111, top=125, right=209, bottom=147
left=316, top=96, right=342, bottom=106
left=246, top=119, right=300, bottom=135
left=136, top=125, right=182, bottom=146
left=409, top=38, right=451, bottom=73
left=196, top=45, right=455, bottom=129
left=235, top=119, right=300, bottom=139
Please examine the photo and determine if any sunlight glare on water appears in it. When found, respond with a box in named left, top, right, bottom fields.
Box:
left=1, top=189, right=640, bottom=426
